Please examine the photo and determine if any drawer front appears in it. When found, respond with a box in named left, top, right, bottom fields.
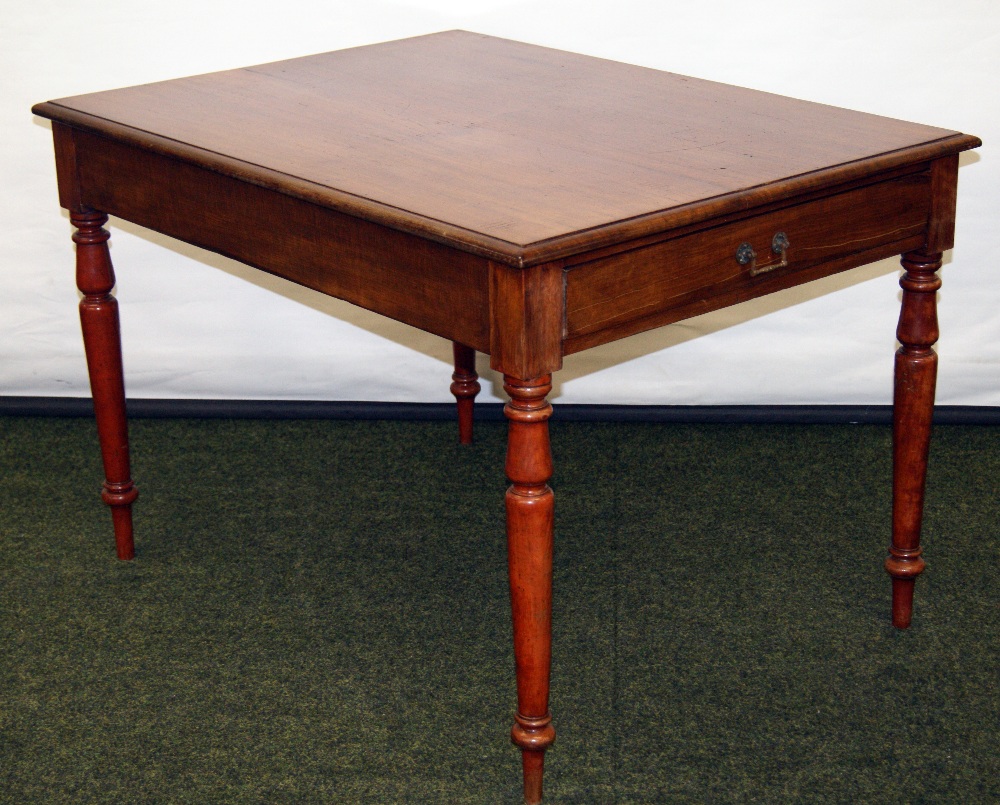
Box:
left=564, top=172, right=931, bottom=353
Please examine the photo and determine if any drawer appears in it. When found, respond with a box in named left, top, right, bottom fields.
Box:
left=563, top=172, right=932, bottom=353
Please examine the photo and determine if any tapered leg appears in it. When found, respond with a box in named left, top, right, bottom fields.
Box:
left=451, top=342, right=480, bottom=444
left=72, top=210, right=138, bottom=560
left=886, top=249, right=942, bottom=628
left=504, top=375, right=556, bottom=804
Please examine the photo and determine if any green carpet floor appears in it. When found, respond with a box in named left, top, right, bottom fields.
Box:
left=1, top=417, right=998, bottom=803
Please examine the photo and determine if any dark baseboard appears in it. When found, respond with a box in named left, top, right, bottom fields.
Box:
left=2, top=396, right=999, bottom=425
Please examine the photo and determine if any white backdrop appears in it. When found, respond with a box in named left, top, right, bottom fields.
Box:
left=4, top=0, right=997, bottom=405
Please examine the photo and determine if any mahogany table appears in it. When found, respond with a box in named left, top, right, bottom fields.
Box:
left=33, top=31, right=980, bottom=803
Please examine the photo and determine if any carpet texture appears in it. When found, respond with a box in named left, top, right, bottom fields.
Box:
left=1, top=417, right=997, bottom=803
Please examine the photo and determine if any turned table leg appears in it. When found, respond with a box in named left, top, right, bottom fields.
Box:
left=451, top=342, right=480, bottom=444
left=72, top=210, right=138, bottom=560
left=504, top=375, right=556, bottom=804
left=886, top=249, right=942, bottom=628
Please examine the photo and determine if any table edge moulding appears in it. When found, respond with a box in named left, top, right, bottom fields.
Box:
left=31, top=30, right=981, bottom=804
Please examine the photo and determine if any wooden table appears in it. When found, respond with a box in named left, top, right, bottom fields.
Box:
left=33, top=31, right=980, bottom=803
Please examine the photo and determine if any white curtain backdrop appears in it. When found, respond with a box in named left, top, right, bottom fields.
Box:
left=4, top=0, right=996, bottom=405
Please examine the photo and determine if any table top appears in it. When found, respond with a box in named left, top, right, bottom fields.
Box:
left=33, top=30, right=979, bottom=267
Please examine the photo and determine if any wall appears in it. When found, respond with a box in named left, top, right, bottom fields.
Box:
left=5, top=0, right=996, bottom=405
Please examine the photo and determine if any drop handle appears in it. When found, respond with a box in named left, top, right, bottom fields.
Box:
left=736, top=232, right=790, bottom=276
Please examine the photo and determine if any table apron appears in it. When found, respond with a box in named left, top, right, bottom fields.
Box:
left=64, top=127, right=493, bottom=352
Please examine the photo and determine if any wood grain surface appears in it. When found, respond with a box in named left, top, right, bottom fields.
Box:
left=31, top=32, right=982, bottom=803
left=33, top=31, right=979, bottom=266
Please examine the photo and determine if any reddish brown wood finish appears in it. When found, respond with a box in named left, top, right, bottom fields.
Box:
left=504, top=375, right=556, bottom=805
left=31, top=32, right=979, bottom=269
left=927, top=155, right=960, bottom=253
left=451, top=342, right=480, bottom=444
left=564, top=171, right=930, bottom=353
left=33, top=32, right=981, bottom=801
left=887, top=249, right=942, bottom=628
left=71, top=210, right=138, bottom=560
left=489, top=263, right=563, bottom=380
left=61, top=127, right=493, bottom=352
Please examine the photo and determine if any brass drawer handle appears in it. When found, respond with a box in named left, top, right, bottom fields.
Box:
left=736, top=232, right=790, bottom=276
